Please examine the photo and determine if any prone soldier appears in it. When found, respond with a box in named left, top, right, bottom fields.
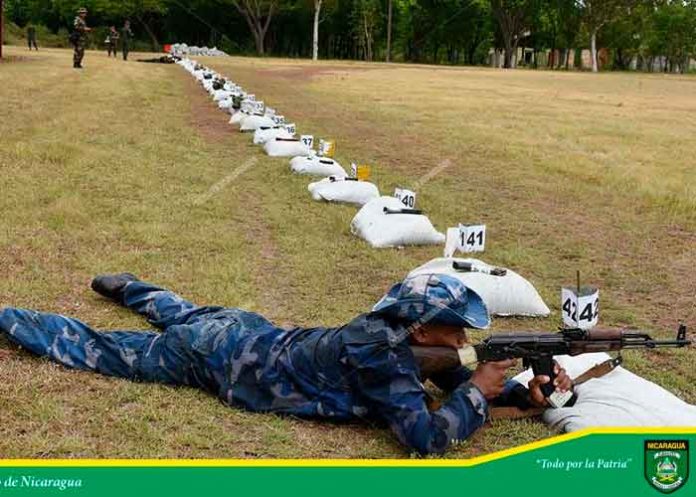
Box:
left=0, top=273, right=570, bottom=455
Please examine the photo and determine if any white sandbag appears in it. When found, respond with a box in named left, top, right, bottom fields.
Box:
left=213, top=89, right=230, bottom=102
left=407, top=257, right=550, bottom=317
left=253, top=127, right=293, bottom=145
left=308, top=177, right=380, bottom=205
left=350, top=196, right=445, bottom=248
left=219, top=98, right=233, bottom=110
left=290, top=156, right=347, bottom=177
left=264, top=138, right=312, bottom=158
left=240, top=114, right=275, bottom=132
left=513, top=353, right=696, bottom=431
left=229, top=111, right=246, bottom=125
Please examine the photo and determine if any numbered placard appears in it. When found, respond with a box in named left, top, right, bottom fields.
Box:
left=253, top=100, right=265, bottom=113
left=318, top=139, right=336, bottom=158
left=394, top=188, right=417, bottom=209
left=272, top=115, right=286, bottom=126
left=265, top=107, right=276, bottom=117
left=301, top=135, right=314, bottom=149
left=561, top=287, right=599, bottom=330
left=357, top=164, right=371, bottom=181
left=444, top=227, right=459, bottom=258
left=458, top=224, right=486, bottom=253
left=284, top=123, right=296, bottom=135
left=350, top=163, right=371, bottom=181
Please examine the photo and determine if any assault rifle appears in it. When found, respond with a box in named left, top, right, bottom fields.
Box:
left=412, top=324, right=689, bottom=408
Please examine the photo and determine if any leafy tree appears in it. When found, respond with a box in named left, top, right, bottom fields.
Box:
left=490, top=0, right=539, bottom=68
left=576, top=0, right=642, bottom=72
left=220, top=0, right=281, bottom=54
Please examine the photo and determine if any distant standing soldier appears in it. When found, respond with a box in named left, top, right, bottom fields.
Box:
left=71, top=7, right=92, bottom=69
left=106, top=26, right=119, bottom=57
left=27, top=25, right=38, bottom=50
left=121, top=20, right=134, bottom=61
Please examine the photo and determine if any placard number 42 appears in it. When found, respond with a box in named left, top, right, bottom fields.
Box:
left=561, top=291, right=599, bottom=327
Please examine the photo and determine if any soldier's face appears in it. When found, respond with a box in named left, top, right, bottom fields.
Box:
left=410, top=324, right=468, bottom=349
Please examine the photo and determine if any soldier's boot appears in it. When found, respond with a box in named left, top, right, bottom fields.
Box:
left=91, top=273, right=140, bottom=303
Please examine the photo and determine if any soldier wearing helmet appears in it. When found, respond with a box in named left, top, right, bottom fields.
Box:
left=0, top=273, right=569, bottom=455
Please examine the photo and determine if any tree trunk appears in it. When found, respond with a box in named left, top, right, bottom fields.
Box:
left=255, top=32, right=265, bottom=55
left=312, top=0, right=321, bottom=61
left=233, top=1, right=274, bottom=55
left=0, top=0, right=4, bottom=59
left=386, top=0, right=392, bottom=62
left=137, top=15, right=160, bottom=52
left=503, top=42, right=513, bottom=68
left=362, top=12, right=372, bottom=61
left=590, top=29, right=598, bottom=73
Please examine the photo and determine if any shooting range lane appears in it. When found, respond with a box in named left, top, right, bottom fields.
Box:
left=0, top=47, right=693, bottom=460
left=178, top=56, right=452, bottom=249
left=174, top=53, right=695, bottom=431
left=175, top=56, right=555, bottom=317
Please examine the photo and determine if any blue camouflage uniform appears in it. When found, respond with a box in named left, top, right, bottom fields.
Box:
left=0, top=274, right=521, bottom=455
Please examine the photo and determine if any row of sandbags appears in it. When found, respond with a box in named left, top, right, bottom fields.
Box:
left=176, top=57, right=551, bottom=319
left=172, top=59, right=696, bottom=432
left=170, top=43, right=228, bottom=57
left=178, top=57, right=447, bottom=248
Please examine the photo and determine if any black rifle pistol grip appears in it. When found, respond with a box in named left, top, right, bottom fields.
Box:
left=529, top=355, right=577, bottom=408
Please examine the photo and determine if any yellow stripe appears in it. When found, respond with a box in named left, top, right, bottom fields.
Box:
left=1, top=427, right=694, bottom=468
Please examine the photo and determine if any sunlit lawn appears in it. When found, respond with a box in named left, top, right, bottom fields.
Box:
left=0, top=46, right=693, bottom=458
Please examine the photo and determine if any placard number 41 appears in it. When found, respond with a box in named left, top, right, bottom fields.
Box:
left=458, top=224, right=486, bottom=253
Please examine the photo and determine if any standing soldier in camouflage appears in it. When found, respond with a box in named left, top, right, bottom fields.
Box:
left=0, top=273, right=569, bottom=455
left=121, top=20, right=134, bottom=61
left=106, top=26, right=119, bottom=57
left=27, top=25, right=38, bottom=50
left=71, top=7, right=91, bottom=69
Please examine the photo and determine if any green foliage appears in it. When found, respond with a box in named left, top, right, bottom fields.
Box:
left=2, top=0, right=695, bottom=67
left=4, top=21, right=72, bottom=47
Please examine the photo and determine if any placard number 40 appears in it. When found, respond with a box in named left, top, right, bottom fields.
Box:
left=394, top=188, right=416, bottom=208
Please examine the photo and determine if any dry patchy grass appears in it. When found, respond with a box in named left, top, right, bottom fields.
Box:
left=0, top=47, right=694, bottom=459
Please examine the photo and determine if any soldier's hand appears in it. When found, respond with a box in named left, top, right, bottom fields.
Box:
left=528, top=362, right=572, bottom=407
left=470, top=359, right=516, bottom=399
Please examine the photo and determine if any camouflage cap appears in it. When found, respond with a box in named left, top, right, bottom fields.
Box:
left=77, top=7, right=88, bottom=14
left=372, top=273, right=490, bottom=329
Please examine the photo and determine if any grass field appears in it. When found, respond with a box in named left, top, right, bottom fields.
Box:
left=0, top=46, right=694, bottom=459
